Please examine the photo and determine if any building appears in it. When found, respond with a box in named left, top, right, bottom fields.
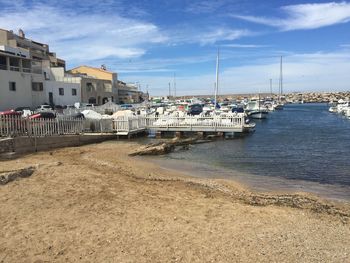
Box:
left=68, top=65, right=119, bottom=104
left=69, top=65, right=147, bottom=104
left=0, top=28, right=78, bottom=110
left=0, top=28, right=65, bottom=68
left=118, top=81, right=145, bottom=104
left=0, top=28, right=146, bottom=110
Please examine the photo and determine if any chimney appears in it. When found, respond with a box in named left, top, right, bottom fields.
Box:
left=18, top=29, right=25, bottom=38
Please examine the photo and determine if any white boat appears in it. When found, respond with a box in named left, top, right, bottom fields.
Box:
left=336, top=99, right=349, bottom=114
left=249, top=111, right=268, bottom=119
left=345, top=107, right=350, bottom=118
left=246, top=101, right=268, bottom=119
left=329, top=106, right=337, bottom=113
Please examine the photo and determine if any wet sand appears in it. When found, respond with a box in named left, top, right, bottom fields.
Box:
left=1, top=140, right=350, bottom=262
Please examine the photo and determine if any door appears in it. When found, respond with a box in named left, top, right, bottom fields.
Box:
left=49, top=92, right=54, bottom=106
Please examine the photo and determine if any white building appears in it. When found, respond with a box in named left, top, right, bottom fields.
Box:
left=0, top=47, right=81, bottom=110
left=0, top=46, right=46, bottom=110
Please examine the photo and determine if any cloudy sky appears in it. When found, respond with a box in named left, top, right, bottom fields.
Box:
left=1, top=0, right=350, bottom=95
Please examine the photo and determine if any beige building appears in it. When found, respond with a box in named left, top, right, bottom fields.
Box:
left=0, top=28, right=65, bottom=68
left=68, top=65, right=118, bottom=104
left=118, top=81, right=144, bottom=104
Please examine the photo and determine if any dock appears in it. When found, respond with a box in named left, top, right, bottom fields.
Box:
left=1, top=114, right=249, bottom=139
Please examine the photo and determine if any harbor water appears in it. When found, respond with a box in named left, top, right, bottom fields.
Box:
left=153, top=103, right=350, bottom=201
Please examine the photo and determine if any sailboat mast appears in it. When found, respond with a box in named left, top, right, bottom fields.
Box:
left=214, top=48, right=220, bottom=107
left=270, top=78, right=272, bottom=97
left=281, top=56, right=283, bottom=95
left=279, top=56, right=283, bottom=100
left=173, top=73, right=176, bottom=98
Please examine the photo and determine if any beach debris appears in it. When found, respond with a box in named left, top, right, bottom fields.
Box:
left=129, top=137, right=211, bottom=156
left=0, top=166, right=36, bottom=185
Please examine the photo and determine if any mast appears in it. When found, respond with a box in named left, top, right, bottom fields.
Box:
left=214, top=48, right=220, bottom=108
left=168, top=82, right=171, bottom=98
left=270, top=78, right=272, bottom=97
left=173, top=73, right=176, bottom=98
left=279, top=56, right=283, bottom=101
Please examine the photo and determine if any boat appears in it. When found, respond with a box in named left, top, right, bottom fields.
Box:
left=245, top=100, right=268, bottom=119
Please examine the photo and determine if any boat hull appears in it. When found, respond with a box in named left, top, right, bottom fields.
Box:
left=248, top=111, right=268, bottom=119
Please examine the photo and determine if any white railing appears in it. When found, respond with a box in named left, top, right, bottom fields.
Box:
left=1, top=114, right=245, bottom=138
left=0, top=115, right=84, bottom=137
left=145, top=114, right=245, bottom=131
left=112, top=116, right=147, bottom=133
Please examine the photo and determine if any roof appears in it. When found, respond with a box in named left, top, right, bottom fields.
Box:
left=69, top=65, right=115, bottom=74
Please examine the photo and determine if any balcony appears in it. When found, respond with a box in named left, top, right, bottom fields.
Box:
left=10, top=66, right=20, bottom=72
left=0, top=55, right=42, bottom=74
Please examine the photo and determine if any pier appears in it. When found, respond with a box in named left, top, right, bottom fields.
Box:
left=1, top=114, right=248, bottom=139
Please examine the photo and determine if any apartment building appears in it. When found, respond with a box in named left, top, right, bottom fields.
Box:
left=69, top=65, right=118, bottom=104
left=118, top=81, right=145, bottom=104
left=0, top=28, right=145, bottom=110
left=0, top=28, right=78, bottom=110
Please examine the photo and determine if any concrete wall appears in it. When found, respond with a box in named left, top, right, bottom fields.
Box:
left=0, top=70, right=45, bottom=110
left=11, top=134, right=118, bottom=155
left=45, top=80, right=81, bottom=106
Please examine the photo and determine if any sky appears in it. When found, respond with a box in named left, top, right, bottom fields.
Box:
left=1, top=0, right=350, bottom=96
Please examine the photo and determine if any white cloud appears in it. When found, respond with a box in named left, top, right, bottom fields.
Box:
left=221, top=44, right=270, bottom=48
left=0, top=3, right=166, bottom=62
left=171, top=27, right=254, bottom=45
left=233, top=2, right=350, bottom=31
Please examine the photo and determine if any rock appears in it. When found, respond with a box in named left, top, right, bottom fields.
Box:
left=129, top=137, right=212, bottom=156
left=0, top=166, right=36, bottom=185
left=129, top=143, right=174, bottom=156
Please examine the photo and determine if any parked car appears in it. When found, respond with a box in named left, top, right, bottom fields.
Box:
left=187, top=104, right=203, bottom=115
left=36, top=105, right=53, bottom=112
left=0, top=110, right=22, bottom=116
left=121, top=104, right=133, bottom=109
left=29, top=112, right=56, bottom=119
left=14, top=107, right=33, bottom=117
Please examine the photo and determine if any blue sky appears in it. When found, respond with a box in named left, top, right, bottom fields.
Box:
left=1, top=0, right=350, bottom=95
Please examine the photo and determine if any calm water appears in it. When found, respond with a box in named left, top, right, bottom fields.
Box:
left=156, top=103, right=350, bottom=200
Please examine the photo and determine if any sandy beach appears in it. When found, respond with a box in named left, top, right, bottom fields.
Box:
left=1, top=140, right=350, bottom=262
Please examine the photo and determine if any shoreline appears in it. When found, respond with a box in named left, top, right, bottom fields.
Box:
left=144, top=154, right=350, bottom=203
left=1, top=140, right=350, bottom=262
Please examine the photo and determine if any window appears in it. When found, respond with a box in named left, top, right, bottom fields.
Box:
left=103, top=83, right=112, bottom=92
left=44, top=72, right=50, bottom=80
left=72, top=88, right=77, bottom=96
left=86, top=82, right=94, bottom=92
left=32, top=82, right=43, bottom=91
left=59, top=88, right=64, bottom=96
left=9, top=82, right=16, bottom=91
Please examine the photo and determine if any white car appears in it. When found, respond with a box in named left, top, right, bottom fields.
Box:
left=36, top=105, right=53, bottom=112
